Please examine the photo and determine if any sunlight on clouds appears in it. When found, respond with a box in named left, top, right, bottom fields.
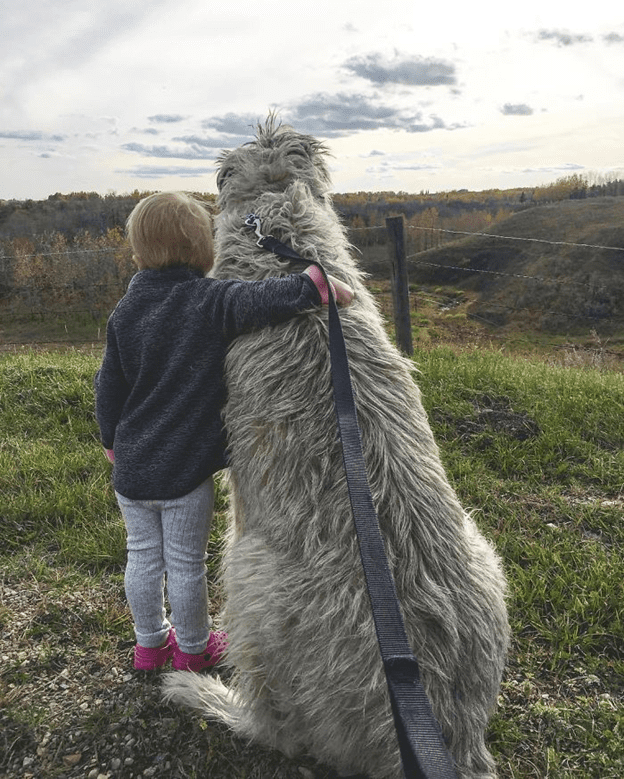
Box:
left=1, top=1, right=624, bottom=198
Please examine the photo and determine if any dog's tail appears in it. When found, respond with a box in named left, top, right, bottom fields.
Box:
left=162, top=672, right=242, bottom=730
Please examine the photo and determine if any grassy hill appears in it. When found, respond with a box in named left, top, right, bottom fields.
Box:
left=0, top=347, right=623, bottom=778
left=403, top=198, right=624, bottom=337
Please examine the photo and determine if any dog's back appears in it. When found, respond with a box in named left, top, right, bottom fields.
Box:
left=163, top=120, right=509, bottom=779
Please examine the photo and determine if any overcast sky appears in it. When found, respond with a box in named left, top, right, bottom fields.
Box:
left=2, top=1, right=624, bottom=200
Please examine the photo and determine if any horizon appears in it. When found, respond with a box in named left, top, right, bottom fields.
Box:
left=3, top=171, right=622, bottom=205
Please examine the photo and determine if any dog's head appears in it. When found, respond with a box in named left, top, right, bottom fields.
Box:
left=211, top=116, right=360, bottom=286
left=216, top=116, right=332, bottom=211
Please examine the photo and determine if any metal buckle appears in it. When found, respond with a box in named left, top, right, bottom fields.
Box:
left=244, top=213, right=267, bottom=245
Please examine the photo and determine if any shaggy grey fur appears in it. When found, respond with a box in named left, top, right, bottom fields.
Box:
left=162, top=119, right=510, bottom=779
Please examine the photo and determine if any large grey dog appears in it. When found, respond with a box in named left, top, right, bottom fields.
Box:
left=163, top=119, right=509, bottom=779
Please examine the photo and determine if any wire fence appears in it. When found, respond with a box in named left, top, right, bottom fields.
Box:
left=0, top=233, right=135, bottom=346
left=358, top=220, right=624, bottom=362
left=1, top=219, right=623, bottom=357
left=401, top=225, right=624, bottom=329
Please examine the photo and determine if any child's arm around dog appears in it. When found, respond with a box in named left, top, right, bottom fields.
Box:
left=95, top=191, right=352, bottom=496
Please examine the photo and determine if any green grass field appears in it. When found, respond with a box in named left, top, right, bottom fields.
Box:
left=0, top=345, right=622, bottom=778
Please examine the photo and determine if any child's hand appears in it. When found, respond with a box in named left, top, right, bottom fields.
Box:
left=304, top=266, right=354, bottom=307
left=327, top=274, right=354, bottom=307
left=104, top=448, right=115, bottom=463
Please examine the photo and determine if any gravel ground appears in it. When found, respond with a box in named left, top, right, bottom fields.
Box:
left=0, top=572, right=345, bottom=779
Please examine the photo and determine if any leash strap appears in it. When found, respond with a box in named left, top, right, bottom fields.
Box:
left=244, top=216, right=457, bottom=779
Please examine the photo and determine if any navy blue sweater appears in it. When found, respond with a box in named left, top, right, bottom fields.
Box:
left=94, top=267, right=321, bottom=500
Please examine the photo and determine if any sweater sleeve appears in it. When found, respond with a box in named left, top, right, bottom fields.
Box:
left=94, top=319, right=131, bottom=450
left=204, top=273, right=322, bottom=342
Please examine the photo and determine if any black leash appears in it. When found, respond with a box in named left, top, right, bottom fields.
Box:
left=244, top=215, right=458, bottom=779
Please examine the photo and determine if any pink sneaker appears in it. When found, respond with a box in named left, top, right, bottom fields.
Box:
left=133, top=628, right=176, bottom=671
left=172, top=630, right=229, bottom=671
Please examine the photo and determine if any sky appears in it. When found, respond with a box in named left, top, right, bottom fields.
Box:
left=2, top=1, right=624, bottom=200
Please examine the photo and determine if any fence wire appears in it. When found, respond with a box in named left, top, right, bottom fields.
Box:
left=408, top=258, right=592, bottom=289
left=405, top=224, right=624, bottom=253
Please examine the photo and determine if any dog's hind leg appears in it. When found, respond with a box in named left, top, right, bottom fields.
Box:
left=217, top=533, right=312, bottom=755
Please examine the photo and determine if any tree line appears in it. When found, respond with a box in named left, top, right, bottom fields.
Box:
left=1, top=174, right=623, bottom=322
left=1, top=174, right=622, bottom=243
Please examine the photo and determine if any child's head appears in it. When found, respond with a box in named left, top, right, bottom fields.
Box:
left=126, top=191, right=214, bottom=273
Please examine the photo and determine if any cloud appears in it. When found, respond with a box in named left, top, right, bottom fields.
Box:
left=290, top=93, right=400, bottom=135
left=199, top=95, right=457, bottom=139
left=473, top=141, right=536, bottom=158
left=603, top=32, right=624, bottom=45
left=366, top=159, right=441, bottom=178
left=343, top=53, right=457, bottom=86
left=116, top=165, right=216, bottom=179
left=172, top=135, right=228, bottom=148
left=501, top=104, right=534, bottom=116
left=536, top=29, right=593, bottom=46
left=121, top=123, right=255, bottom=163
left=2, top=3, right=171, bottom=110
left=148, top=114, right=187, bottom=123
left=121, top=142, right=220, bottom=160
left=0, top=130, right=66, bottom=142
left=202, top=113, right=260, bottom=137
left=370, top=162, right=439, bottom=172
left=519, top=162, right=585, bottom=175
left=410, top=115, right=451, bottom=132
left=177, top=131, right=253, bottom=148
left=279, top=93, right=450, bottom=137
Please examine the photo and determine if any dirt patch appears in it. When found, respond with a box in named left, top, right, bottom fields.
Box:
left=0, top=571, right=346, bottom=779
left=434, top=394, right=540, bottom=445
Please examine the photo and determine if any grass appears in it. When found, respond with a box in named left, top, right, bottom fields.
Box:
left=0, top=340, right=623, bottom=778
left=0, top=352, right=124, bottom=566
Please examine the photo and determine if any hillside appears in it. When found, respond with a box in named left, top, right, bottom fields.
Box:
left=403, top=198, right=624, bottom=335
left=2, top=188, right=624, bottom=343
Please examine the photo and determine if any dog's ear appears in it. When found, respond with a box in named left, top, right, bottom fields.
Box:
left=216, top=164, right=235, bottom=193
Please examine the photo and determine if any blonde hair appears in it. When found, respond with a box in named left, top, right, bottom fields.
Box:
left=126, top=191, right=214, bottom=272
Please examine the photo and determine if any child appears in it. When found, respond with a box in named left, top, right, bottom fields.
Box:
left=94, top=191, right=352, bottom=672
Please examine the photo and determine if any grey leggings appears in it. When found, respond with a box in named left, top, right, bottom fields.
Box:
left=116, top=478, right=214, bottom=654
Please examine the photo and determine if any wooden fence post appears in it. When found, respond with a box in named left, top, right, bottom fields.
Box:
left=386, top=216, right=413, bottom=356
